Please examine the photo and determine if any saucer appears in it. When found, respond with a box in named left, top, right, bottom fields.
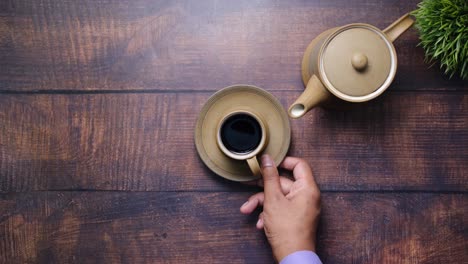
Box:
left=195, top=85, right=291, bottom=181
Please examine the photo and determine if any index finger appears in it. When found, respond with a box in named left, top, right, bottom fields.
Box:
left=280, top=157, right=319, bottom=190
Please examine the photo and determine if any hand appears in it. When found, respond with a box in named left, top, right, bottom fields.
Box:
left=240, top=155, right=321, bottom=261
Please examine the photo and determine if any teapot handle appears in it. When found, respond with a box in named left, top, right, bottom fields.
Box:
left=383, top=13, right=415, bottom=42
left=288, top=74, right=330, bottom=118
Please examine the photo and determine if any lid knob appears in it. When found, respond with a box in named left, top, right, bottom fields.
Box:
left=351, top=52, right=368, bottom=71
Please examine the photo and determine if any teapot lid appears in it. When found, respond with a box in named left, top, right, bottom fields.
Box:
left=319, top=24, right=397, bottom=102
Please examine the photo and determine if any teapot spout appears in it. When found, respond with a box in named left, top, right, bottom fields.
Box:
left=289, top=103, right=307, bottom=119
left=288, top=74, right=330, bottom=118
left=383, top=13, right=415, bottom=42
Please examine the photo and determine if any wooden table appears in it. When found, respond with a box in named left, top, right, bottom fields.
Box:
left=1, top=0, right=466, bottom=263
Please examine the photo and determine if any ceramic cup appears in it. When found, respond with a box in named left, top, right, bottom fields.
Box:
left=216, top=110, right=268, bottom=176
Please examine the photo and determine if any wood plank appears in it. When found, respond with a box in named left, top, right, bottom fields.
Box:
left=0, top=92, right=466, bottom=192
left=1, top=0, right=465, bottom=92
left=0, top=192, right=465, bottom=263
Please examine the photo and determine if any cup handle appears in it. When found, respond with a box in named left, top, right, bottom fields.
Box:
left=246, top=156, right=262, bottom=177
left=383, top=13, right=415, bottom=42
left=288, top=74, right=330, bottom=119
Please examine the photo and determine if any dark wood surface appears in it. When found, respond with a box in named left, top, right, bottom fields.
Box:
left=0, top=0, right=466, bottom=263
left=1, top=93, right=467, bottom=192
left=0, top=192, right=466, bottom=264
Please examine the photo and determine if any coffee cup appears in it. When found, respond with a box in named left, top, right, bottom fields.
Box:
left=216, top=110, right=268, bottom=176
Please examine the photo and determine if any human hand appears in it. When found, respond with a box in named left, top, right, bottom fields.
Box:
left=240, top=155, right=321, bottom=261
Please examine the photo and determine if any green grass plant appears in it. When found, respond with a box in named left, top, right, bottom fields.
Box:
left=412, top=0, right=468, bottom=79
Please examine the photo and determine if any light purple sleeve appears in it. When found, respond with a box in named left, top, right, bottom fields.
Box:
left=279, top=250, right=322, bottom=264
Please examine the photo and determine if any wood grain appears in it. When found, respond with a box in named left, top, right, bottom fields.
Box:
left=1, top=1, right=466, bottom=264
left=1, top=0, right=465, bottom=92
left=0, top=192, right=465, bottom=264
left=1, top=92, right=466, bottom=192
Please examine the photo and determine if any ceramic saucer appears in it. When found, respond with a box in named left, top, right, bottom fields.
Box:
left=195, top=85, right=291, bottom=181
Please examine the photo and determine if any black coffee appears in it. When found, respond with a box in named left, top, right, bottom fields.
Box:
left=220, top=114, right=262, bottom=154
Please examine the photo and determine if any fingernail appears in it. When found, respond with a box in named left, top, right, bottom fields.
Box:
left=256, top=218, right=263, bottom=228
left=261, top=154, right=275, bottom=168
left=241, top=200, right=249, bottom=208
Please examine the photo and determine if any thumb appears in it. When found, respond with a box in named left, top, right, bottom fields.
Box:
left=261, top=154, right=283, bottom=200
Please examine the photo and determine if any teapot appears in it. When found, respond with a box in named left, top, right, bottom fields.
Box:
left=289, top=13, right=414, bottom=118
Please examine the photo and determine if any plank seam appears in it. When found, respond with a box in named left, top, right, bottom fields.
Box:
left=0, top=190, right=466, bottom=194
left=0, top=89, right=467, bottom=95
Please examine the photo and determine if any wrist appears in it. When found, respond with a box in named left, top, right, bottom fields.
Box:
left=273, top=239, right=316, bottom=261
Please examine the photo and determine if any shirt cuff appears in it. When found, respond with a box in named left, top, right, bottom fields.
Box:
left=279, top=250, right=322, bottom=264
